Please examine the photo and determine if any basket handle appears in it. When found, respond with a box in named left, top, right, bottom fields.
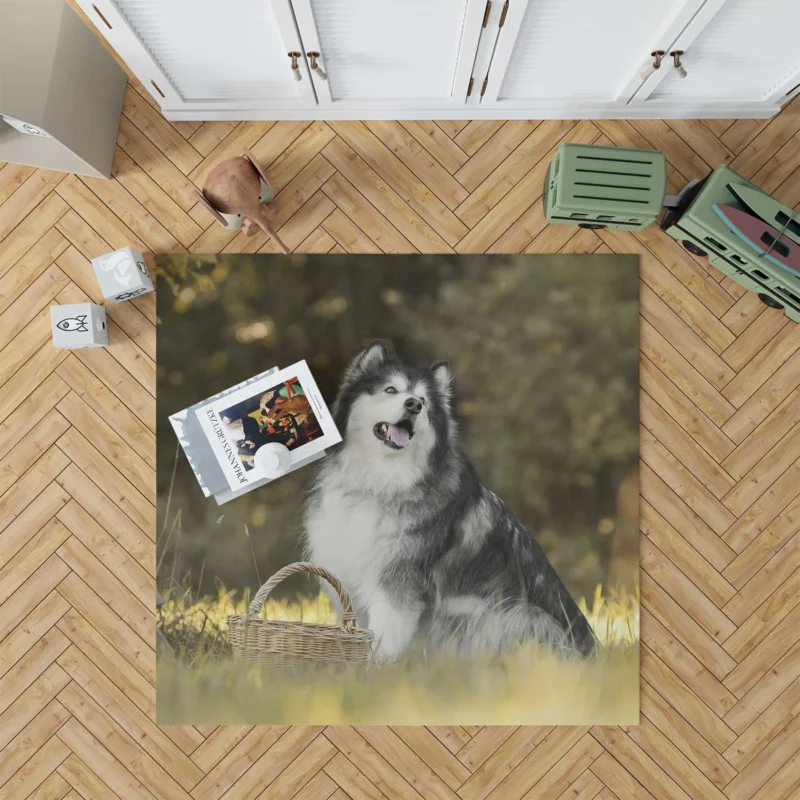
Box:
left=246, top=562, right=359, bottom=632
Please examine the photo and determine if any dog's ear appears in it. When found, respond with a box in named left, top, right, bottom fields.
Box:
left=342, top=341, right=388, bottom=386
left=430, top=361, right=452, bottom=401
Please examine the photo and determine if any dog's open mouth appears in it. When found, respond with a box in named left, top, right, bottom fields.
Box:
left=374, top=418, right=414, bottom=449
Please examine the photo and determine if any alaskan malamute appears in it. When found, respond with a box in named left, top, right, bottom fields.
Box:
left=304, top=342, right=596, bottom=661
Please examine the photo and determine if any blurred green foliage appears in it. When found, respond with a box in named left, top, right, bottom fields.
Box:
left=156, top=254, right=639, bottom=601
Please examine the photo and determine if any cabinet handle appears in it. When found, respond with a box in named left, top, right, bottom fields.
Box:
left=307, top=52, right=328, bottom=81
left=288, top=51, right=302, bottom=81
left=498, top=1, right=509, bottom=27
left=92, top=4, right=113, bottom=29
left=670, top=50, right=687, bottom=79
left=640, top=50, right=665, bottom=81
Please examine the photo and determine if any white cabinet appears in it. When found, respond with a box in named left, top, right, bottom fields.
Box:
left=479, top=0, right=701, bottom=107
left=80, top=0, right=316, bottom=112
left=478, top=0, right=799, bottom=116
left=631, top=0, right=800, bottom=108
left=76, top=0, right=800, bottom=120
left=290, top=0, right=486, bottom=109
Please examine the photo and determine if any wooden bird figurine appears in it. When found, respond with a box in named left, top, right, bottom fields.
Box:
left=196, top=149, right=289, bottom=254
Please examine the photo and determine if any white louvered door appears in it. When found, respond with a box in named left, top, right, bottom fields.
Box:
left=289, top=0, right=487, bottom=108
left=75, top=0, right=795, bottom=118
left=480, top=0, right=707, bottom=109
left=76, top=0, right=316, bottom=113
left=632, top=0, right=800, bottom=107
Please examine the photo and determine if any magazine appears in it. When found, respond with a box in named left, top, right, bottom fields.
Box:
left=169, top=361, right=341, bottom=504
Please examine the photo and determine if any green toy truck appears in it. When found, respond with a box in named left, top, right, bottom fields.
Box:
left=544, top=142, right=800, bottom=322
left=660, top=165, right=800, bottom=322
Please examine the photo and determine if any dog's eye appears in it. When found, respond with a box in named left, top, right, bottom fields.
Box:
left=385, top=386, right=397, bottom=394
left=419, top=397, right=425, bottom=405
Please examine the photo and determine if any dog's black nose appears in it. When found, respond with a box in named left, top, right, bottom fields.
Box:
left=404, top=397, right=423, bottom=415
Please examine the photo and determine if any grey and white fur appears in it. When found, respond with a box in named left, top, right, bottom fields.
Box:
left=304, top=342, right=596, bottom=662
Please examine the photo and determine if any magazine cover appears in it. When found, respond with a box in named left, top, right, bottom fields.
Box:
left=195, top=360, right=340, bottom=491
left=168, top=361, right=341, bottom=504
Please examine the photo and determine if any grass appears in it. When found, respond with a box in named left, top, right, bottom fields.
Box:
left=157, top=585, right=639, bottom=725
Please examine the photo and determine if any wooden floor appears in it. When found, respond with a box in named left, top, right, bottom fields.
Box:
left=2, top=79, right=800, bottom=800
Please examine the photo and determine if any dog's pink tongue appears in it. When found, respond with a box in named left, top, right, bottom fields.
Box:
left=388, top=424, right=411, bottom=448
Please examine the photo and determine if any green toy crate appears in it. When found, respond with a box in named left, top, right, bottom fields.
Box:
left=544, top=143, right=667, bottom=231
left=661, top=165, right=800, bottom=323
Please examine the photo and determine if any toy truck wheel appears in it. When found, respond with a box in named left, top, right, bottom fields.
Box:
left=758, top=293, right=784, bottom=310
left=681, top=240, right=707, bottom=257
left=578, top=223, right=606, bottom=230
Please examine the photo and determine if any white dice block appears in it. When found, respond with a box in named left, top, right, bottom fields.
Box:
left=51, top=303, right=107, bottom=349
left=91, top=246, right=154, bottom=302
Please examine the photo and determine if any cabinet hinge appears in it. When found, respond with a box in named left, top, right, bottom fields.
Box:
left=480, top=77, right=488, bottom=97
left=482, top=0, right=491, bottom=27
left=499, top=1, right=509, bottom=27
left=467, top=77, right=474, bottom=97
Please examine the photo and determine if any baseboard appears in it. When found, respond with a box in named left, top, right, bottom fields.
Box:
left=162, top=103, right=780, bottom=122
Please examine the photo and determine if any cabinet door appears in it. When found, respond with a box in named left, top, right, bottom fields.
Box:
left=480, top=0, right=705, bottom=109
left=634, top=0, right=800, bottom=106
left=289, top=0, right=486, bottom=110
left=77, top=0, right=316, bottom=113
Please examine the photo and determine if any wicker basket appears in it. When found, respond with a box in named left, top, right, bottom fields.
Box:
left=228, top=562, right=373, bottom=671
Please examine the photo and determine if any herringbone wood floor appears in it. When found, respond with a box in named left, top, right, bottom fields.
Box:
left=3, top=65, right=800, bottom=799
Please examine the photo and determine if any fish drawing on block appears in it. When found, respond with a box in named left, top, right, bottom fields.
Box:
left=57, top=315, right=89, bottom=332
left=712, top=204, right=800, bottom=277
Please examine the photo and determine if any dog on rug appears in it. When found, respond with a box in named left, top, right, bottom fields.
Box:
left=304, top=342, right=596, bottom=661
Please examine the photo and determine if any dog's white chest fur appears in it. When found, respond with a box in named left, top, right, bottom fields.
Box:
left=306, top=483, right=402, bottom=614
left=305, top=477, right=423, bottom=660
